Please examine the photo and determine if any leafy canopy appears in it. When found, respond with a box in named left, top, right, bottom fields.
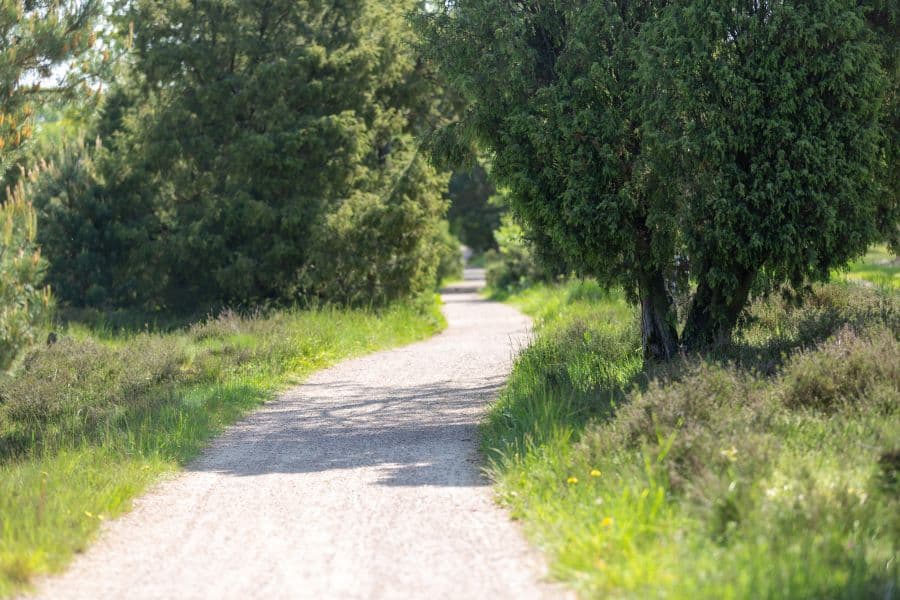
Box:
left=420, top=0, right=895, bottom=355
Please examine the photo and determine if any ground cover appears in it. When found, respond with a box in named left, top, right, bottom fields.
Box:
left=836, top=244, right=899, bottom=290
left=485, top=279, right=898, bottom=598
left=0, top=300, right=444, bottom=596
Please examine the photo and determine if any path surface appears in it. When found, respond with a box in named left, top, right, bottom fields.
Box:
left=31, top=270, right=561, bottom=600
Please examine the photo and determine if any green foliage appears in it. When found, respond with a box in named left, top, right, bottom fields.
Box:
left=446, top=163, right=503, bottom=253
left=485, top=214, right=555, bottom=293
left=0, top=183, right=52, bottom=370
left=0, top=1, right=97, bottom=368
left=420, top=0, right=896, bottom=357
left=0, top=298, right=444, bottom=593
left=485, top=280, right=899, bottom=598
left=300, top=157, right=450, bottom=306
left=0, top=0, right=98, bottom=174
left=26, top=140, right=125, bottom=308
left=434, top=220, right=464, bottom=284
left=35, top=0, right=450, bottom=311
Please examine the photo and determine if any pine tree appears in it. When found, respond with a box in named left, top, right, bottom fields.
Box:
left=0, top=0, right=97, bottom=366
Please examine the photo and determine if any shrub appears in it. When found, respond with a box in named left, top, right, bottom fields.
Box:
left=434, top=220, right=464, bottom=284
left=0, top=182, right=52, bottom=370
left=780, top=327, right=898, bottom=414
left=486, top=214, right=552, bottom=292
left=27, top=140, right=129, bottom=308
left=299, top=156, right=449, bottom=306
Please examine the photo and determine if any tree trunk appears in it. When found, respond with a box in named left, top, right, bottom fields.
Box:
left=638, top=269, right=679, bottom=361
left=683, top=266, right=757, bottom=351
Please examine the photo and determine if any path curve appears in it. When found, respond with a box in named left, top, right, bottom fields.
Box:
left=30, top=269, right=560, bottom=599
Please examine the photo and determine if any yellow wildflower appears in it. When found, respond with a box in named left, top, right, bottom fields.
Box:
left=590, top=469, right=602, bottom=478
left=567, top=476, right=579, bottom=485
left=601, top=517, right=614, bottom=527
left=720, top=446, right=738, bottom=462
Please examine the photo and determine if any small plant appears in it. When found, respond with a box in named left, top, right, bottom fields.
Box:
left=0, top=181, right=52, bottom=370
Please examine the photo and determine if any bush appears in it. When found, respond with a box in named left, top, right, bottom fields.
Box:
left=485, top=214, right=553, bottom=292
left=780, top=327, right=898, bottom=414
left=27, top=140, right=131, bottom=308
left=434, top=220, right=464, bottom=284
left=299, top=156, right=449, bottom=306
left=0, top=181, right=52, bottom=370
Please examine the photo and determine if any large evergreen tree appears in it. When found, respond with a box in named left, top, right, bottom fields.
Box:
left=420, top=0, right=894, bottom=358
left=40, top=0, right=449, bottom=310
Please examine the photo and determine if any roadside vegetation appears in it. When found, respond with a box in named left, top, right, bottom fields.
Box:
left=0, top=300, right=444, bottom=595
left=838, top=244, right=900, bottom=290
left=484, top=277, right=898, bottom=598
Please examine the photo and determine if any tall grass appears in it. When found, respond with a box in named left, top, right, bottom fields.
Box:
left=485, top=279, right=898, bottom=599
left=0, top=300, right=444, bottom=596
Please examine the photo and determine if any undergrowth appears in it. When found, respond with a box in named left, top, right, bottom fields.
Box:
left=0, top=300, right=444, bottom=596
left=485, top=279, right=899, bottom=599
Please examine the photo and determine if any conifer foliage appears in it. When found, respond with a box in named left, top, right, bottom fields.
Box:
left=420, top=0, right=896, bottom=358
left=36, top=0, right=450, bottom=310
left=0, top=0, right=97, bottom=367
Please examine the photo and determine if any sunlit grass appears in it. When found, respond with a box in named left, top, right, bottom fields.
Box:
left=0, top=299, right=445, bottom=596
left=835, top=244, right=899, bottom=289
left=484, top=279, right=898, bottom=599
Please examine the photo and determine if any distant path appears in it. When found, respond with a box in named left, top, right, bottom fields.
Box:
left=31, top=269, right=561, bottom=599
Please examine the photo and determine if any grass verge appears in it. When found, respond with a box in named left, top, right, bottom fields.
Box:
left=835, top=244, right=899, bottom=290
left=485, top=280, right=898, bottom=598
left=0, top=299, right=444, bottom=596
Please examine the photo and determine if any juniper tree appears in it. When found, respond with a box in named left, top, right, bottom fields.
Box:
left=47, top=0, right=451, bottom=310
left=419, top=0, right=894, bottom=358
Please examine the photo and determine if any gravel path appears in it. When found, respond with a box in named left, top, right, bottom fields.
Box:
left=31, top=269, right=561, bottom=599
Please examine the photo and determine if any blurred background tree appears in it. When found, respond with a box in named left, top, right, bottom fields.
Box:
left=0, top=0, right=97, bottom=368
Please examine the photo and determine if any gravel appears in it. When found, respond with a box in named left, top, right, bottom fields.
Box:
left=30, top=269, right=563, bottom=600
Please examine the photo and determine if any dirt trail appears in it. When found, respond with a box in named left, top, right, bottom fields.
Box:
left=31, top=269, right=562, bottom=599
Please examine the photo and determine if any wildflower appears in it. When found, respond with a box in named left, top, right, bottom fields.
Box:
left=567, top=476, right=579, bottom=485
left=590, top=469, right=602, bottom=478
left=602, top=517, right=614, bottom=527
left=84, top=511, right=93, bottom=518
left=720, top=446, right=738, bottom=462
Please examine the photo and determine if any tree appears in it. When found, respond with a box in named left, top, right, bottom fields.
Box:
left=447, top=163, right=503, bottom=253
left=0, top=181, right=52, bottom=369
left=419, top=0, right=894, bottom=358
left=0, top=0, right=97, bottom=367
left=34, top=0, right=451, bottom=311
left=1, top=0, right=97, bottom=175
left=640, top=0, right=893, bottom=348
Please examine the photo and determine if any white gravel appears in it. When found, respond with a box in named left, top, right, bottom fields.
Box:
left=29, top=269, right=564, bottom=600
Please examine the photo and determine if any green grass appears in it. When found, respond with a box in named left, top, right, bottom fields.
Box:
left=485, top=279, right=899, bottom=599
left=0, top=300, right=445, bottom=596
left=835, top=244, right=899, bottom=289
